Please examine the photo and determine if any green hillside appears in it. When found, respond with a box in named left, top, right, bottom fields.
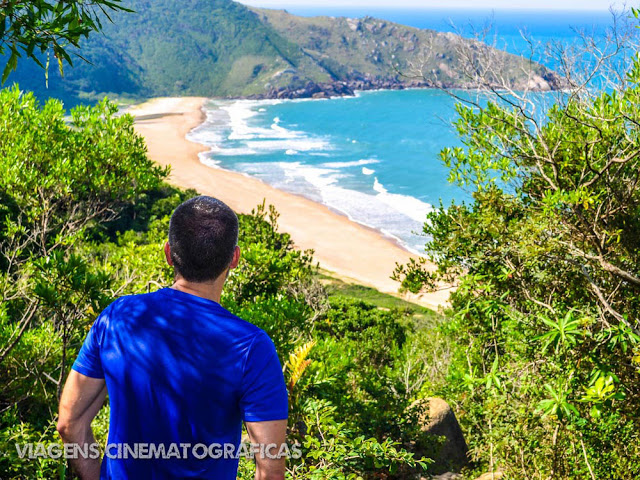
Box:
left=6, top=0, right=329, bottom=105
left=4, top=0, right=560, bottom=106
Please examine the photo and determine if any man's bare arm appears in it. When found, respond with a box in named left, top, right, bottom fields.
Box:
left=245, top=419, right=287, bottom=480
left=57, top=370, right=107, bottom=480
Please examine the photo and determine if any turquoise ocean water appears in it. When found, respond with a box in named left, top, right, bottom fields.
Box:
left=188, top=9, right=620, bottom=253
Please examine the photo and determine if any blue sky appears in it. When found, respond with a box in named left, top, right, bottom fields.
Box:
left=237, top=0, right=625, bottom=11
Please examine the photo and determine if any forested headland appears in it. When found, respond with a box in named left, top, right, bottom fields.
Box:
left=4, top=0, right=562, bottom=107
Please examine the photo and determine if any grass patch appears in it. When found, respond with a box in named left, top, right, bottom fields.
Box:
left=317, top=270, right=441, bottom=325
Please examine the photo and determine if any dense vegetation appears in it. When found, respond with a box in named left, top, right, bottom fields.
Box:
left=3, top=4, right=639, bottom=478
left=3, top=0, right=558, bottom=107
left=0, top=87, right=452, bottom=479
left=394, top=53, right=640, bottom=478
left=0, top=0, right=130, bottom=82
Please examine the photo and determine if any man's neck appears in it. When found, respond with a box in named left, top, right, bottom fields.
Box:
left=171, top=276, right=225, bottom=303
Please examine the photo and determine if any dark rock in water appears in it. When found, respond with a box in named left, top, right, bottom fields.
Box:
left=248, top=79, right=357, bottom=100
left=248, top=76, right=430, bottom=100
left=245, top=67, right=565, bottom=101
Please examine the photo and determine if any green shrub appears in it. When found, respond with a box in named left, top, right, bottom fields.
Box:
left=395, top=56, right=640, bottom=479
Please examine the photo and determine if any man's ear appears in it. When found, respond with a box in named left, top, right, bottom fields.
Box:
left=164, top=242, right=173, bottom=266
left=229, top=246, right=241, bottom=269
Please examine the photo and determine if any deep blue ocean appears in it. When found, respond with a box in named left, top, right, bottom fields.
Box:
left=189, top=9, right=624, bottom=252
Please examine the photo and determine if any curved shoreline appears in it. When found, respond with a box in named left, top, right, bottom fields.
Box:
left=195, top=148, right=418, bottom=255
left=129, top=96, right=452, bottom=309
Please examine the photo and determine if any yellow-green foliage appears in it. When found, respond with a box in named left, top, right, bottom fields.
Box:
left=284, top=340, right=315, bottom=392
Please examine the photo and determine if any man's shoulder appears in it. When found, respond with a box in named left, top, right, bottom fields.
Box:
left=102, top=291, right=151, bottom=313
left=104, top=290, right=265, bottom=335
left=215, top=306, right=266, bottom=337
left=92, top=290, right=166, bottom=326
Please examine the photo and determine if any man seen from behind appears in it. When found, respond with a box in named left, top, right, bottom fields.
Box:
left=57, top=196, right=289, bottom=480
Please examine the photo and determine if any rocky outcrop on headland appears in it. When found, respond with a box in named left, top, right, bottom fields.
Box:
left=247, top=69, right=564, bottom=101
left=249, top=9, right=565, bottom=100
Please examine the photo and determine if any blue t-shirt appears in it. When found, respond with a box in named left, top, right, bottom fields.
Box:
left=72, top=288, right=288, bottom=479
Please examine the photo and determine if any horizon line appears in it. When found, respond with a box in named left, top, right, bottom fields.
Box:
left=239, top=3, right=627, bottom=13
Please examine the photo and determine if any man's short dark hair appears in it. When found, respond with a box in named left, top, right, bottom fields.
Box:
left=168, top=196, right=239, bottom=282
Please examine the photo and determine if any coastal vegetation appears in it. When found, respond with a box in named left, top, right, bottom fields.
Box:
left=2, top=2, right=640, bottom=479
left=0, top=88, right=443, bottom=479
left=394, top=42, right=640, bottom=480
left=4, top=0, right=560, bottom=107
left=5, top=66, right=638, bottom=477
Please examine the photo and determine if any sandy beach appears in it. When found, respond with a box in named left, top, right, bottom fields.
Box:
left=129, top=97, right=451, bottom=309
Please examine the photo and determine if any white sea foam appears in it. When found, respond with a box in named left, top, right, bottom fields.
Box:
left=210, top=146, right=259, bottom=156
left=187, top=99, right=430, bottom=253
left=187, top=129, right=224, bottom=148
left=319, top=159, right=379, bottom=168
left=223, top=101, right=274, bottom=140
left=373, top=177, right=387, bottom=194
left=189, top=99, right=333, bottom=158
left=373, top=177, right=432, bottom=223
left=246, top=138, right=331, bottom=152
left=278, top=162, right=340, bottom=187
left=198, top=152, right=221, bottom=169
left=185, top=105, right=227, bottom=147
left=234, top=161, right=429, bottom=253
left=214, top=100, right=331, bottom=154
